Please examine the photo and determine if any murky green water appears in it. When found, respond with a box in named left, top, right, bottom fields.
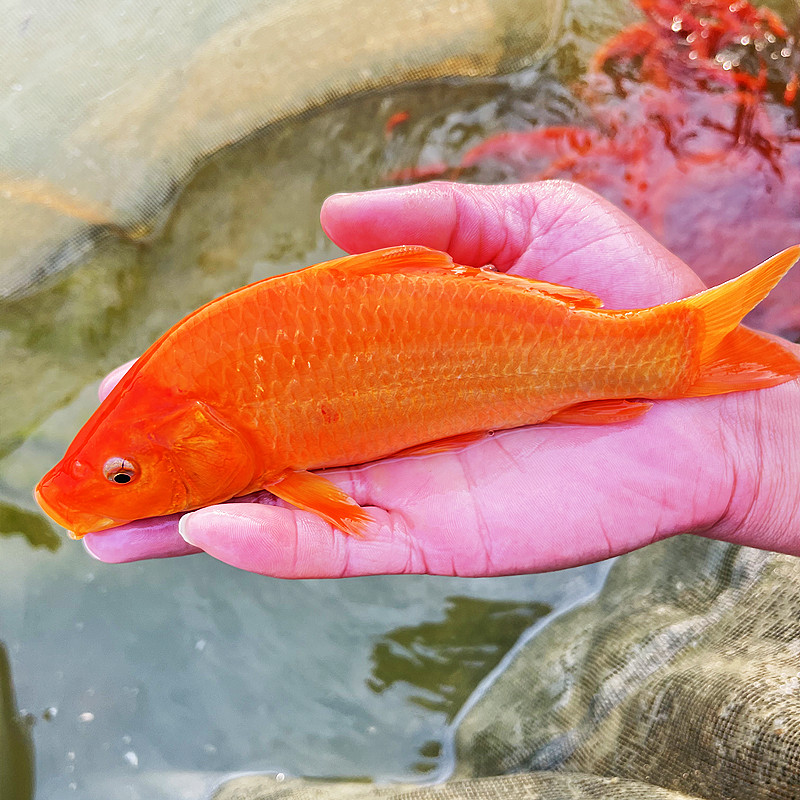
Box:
left=0, top=6, right=635, bottom=796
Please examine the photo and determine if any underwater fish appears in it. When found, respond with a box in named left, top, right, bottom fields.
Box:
left=35, top=244, right=800, bottom=538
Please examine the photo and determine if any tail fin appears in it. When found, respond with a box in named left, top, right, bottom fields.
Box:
left=679, top=245, right=800, bottom=397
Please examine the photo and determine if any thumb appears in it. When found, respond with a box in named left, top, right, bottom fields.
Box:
left=177, top=503, right=425, bottom=578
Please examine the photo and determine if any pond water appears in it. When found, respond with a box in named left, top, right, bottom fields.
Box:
left=0, top=2, right=627, bottom=797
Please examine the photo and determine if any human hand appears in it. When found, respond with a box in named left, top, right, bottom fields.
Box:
left=84, top=181, right=800, bottom=575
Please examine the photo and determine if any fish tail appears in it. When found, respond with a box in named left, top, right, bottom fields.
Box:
left=680, top=245, right=800, bottom=397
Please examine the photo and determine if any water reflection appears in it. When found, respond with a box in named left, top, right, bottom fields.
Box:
left=0, top=642, right=34, bottom=800
left=368, top=596, right=551, bottom=723
left=0, top=503, right=60, bottom=553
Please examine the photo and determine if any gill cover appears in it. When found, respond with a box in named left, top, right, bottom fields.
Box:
left=159, top=400, right=258, bottom=508
left=35, top=398, right=256, bottom=537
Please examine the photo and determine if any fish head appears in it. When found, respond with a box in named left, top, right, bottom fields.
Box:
left=35, top=388, right=257, bottom=538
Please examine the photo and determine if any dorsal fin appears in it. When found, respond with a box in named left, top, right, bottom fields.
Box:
left=512, top=277, right=604, bottom=308
left=321, top=246, right=604, bottom=308
left=320, top=245, right=455, bottom=273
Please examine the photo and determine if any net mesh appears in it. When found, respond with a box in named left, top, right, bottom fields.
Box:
left=214, top=772, right=698, bottom=800
left=0, top=0, right=562, bottom=298
left=213, top=538, right=800, bottom=799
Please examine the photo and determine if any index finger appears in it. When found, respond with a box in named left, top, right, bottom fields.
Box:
left=98, top=358, right=136, bottom=401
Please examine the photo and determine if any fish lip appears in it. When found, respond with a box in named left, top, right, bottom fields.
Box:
left=67, top=516, right=134, bottom=539
left=34, top=484, right=131, bottom=539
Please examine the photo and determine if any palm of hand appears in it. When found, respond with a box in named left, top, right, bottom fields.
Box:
left=84, top=182, right=800, bottom=575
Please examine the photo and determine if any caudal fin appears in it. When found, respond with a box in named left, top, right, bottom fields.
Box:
left=679, top=245, right=800, bottom=397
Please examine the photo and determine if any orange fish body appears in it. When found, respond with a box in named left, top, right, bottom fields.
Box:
left=35, top=245, right=800, bottom=537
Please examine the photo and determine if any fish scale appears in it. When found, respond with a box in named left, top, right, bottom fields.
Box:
left=106, top=269, right=718, bottom=465
left=166, top=268, right=691, bottom=472
left=34, top=244, right=800, bottom=537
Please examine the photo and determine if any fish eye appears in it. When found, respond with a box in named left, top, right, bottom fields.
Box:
left=103, top=457, right=139, bottom=485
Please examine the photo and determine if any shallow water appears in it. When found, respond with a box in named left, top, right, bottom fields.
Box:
left=0, top=8, right=629, bottom=796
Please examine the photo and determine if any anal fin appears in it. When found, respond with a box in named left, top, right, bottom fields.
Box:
left=267, top=470, right=372, bottom=537
left=548, top=399, right=653, bottom=425
left=390, top=431, right=489, bottom=458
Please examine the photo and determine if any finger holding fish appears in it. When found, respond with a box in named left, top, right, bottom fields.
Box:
left=98, top=359, right=137, bottom=401
left=85, top=512, right=201, bottom=563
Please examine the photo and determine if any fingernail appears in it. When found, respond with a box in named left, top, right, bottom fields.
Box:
left=326, top=186, right=407, bottom=205
left=82, top=539, right=104, bottom=562
left=179, top=509, right=238, bottom=547
left=178, top=512, right=198, bottom=546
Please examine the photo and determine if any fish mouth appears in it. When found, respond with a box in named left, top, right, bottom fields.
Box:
left=34, top=483, right=131, bottom=539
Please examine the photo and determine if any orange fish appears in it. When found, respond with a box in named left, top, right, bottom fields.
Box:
left=35, top=245, right=800, bottom=538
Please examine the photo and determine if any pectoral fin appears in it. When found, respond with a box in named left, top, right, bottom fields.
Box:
left=548, top=398, right=653, bottom=425
left=267, top=470, right=372, bottom=537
